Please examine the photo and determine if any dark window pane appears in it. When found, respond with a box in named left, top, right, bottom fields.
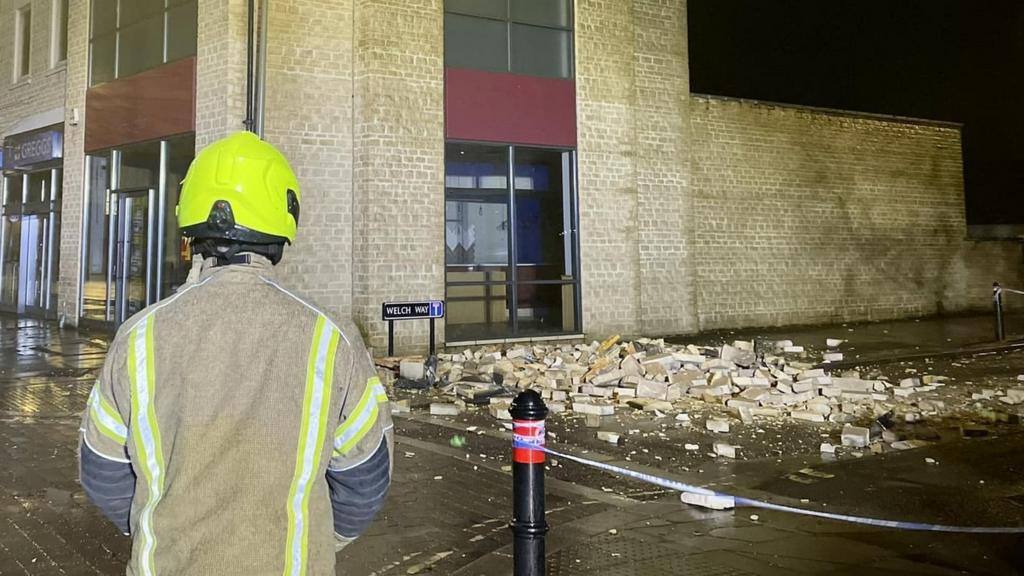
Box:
left=514, top=148, right=573, bottom=280
left=26, top=172, right=51, bottom=205
left=82, top=155, right=111, bottom=320
left=445, top=286, right=512, bottom=343
left=446, top=143, right=510, bottom=272
left=118, top=15, right=165, bottom=78
left=1, top=217, right=21, bottom=306
left=510, top=24, right=572, bottom=78
left=511, top=0, right=571, bottom=29
left=91, top=0, right=117, bottom=37
left=444, top=13, right=508, bottom=73
left=57, top=0, right=69, bottom=62
left=120, top=0, right=165, bottom=26
left=167, top=0, right=198, bottom=61
left=164, top=135, right=195, bottom=297
left=5, top=175, right=24, bottom=207
left=18, top=9, right=31, bottom=78
left=118, top=142, right=162, bottom=189
left=516, top=283, right=576, bottom=334
left=90, top=33, right=117, bottom=85
left=445, top=0, right=506, bottom=19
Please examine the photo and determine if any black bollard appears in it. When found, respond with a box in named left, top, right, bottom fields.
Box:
left=994, top=282, right=1005, bottom=341
left=510, top=390, right=549, bottom=576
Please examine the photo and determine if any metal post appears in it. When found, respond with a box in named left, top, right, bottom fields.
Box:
left=510, top=390, right=549, bottom=576
left=388, top=320, right=395, bottom=357
left=994, top=282, right=1005, bottom=341
left=429, top=318, right=436, bottom=357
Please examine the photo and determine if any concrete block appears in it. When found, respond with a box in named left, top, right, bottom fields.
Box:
left=899, top=377, right=920, bottom=388
left=739, top=387, right=770, bottom=402
left=822, top=353, right=843, bottom=362
left=400, top=360, right=425, bottom=380
left=637, top=380, right=669, bottom=400
left=791, top=410, right=826, bottom=423
left=706, top=418, right=731, bottom=433
left=714, top=443, right=738, bottom=458
left=597, top=431, right=620, bottom=444
left=681, top=492, right=735, bottom=510
left=841, top=425, right=871, bottom=448
left=489, top=403, right=512, bottom=420
left=574, top=402, right=615, bottom=416
left=430, top=403, right=462, bottom=416
left=826, top=338, right=845, bottom=347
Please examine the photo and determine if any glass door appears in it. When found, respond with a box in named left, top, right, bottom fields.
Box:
left=109, top=188, right=156, bottom=325
left=444, top=143, right=581, bottom=343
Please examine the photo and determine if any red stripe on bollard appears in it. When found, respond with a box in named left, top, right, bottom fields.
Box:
left=513, top=420, right=545, bottom=464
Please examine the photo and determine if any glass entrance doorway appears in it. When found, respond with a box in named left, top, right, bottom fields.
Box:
left=445, top=143, right=581, bottom=343
left=0, top=169, right=61, bottom=316
left=108, top=188, right=156, bottom=325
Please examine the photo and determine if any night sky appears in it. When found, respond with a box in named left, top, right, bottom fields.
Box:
left=688, top=0, right=1024, bottom=227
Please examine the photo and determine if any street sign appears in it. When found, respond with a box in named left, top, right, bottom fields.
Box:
left=382, top=300, right=446, bottom=357
left=382, top=300, right=445, bottom=321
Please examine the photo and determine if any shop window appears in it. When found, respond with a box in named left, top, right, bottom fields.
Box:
left=14, top=6, right=32, bottom=80
left=81, top=136, right=195, bottom=323
left=444, top=142, right=580, bottom=342
left=52, top=0, right=69, bottom=66
left=444, top=0, right=574, bottom=79
left=89, top=0, right=198, bottom=85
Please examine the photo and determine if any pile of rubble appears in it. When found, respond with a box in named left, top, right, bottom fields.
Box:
left=393, top=335, right=1024, bottom=435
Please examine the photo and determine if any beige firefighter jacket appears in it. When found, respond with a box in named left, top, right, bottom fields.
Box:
left=80, top=255, right=393, bottom=575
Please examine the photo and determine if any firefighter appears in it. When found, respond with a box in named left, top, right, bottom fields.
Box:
left=78, top=131, right=393, bottom=575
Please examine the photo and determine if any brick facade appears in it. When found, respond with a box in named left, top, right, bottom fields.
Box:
left=17, top=0, right=1024, bottom=351
left=690, top=95, right=1023, bottom=329
left=351, top=0, right=445, bottom=353
left=55, top=0, right=85, bottom=322
left=0, top=0, right=66, bottom=137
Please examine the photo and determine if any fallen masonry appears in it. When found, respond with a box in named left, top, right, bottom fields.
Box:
left=382, top=334, right=1024, bottom=462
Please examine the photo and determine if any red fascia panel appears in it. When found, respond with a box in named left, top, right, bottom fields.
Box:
left=85, top=57, right=196, bottom=153
left=445, top=67, right=577, bottom=148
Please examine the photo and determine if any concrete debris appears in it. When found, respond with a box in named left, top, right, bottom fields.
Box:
left=714, top=443, right=738, bottom=458
left=841, top=425, right=871, bottom=448
left=706, top=418, right=731, bottom=433
left=430, top=403, right=462, bottom=416
left=680, top=491, right=735, bottom=510
left=388, top=334, right=1005, bottom=466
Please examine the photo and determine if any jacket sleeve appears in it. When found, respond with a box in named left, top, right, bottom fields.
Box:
left=326, top=331, right=394, bottom=543
left=79, top=336, right=135, bottom=534
left=79, top=439, right=135, bottom=534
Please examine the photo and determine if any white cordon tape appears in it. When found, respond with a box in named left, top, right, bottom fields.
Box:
left=998, top=286, right=1024, bottom=296
left=514, top=441, right=1024, bottom=533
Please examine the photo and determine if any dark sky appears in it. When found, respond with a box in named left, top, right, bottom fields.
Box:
left=687, top=0, right=1024, bottom=226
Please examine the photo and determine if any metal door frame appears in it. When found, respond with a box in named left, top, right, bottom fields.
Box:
left=108, top=186, right=156, bottom=325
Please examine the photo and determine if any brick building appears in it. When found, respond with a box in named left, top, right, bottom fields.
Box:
left=2, top=0, right=1020, bottom=353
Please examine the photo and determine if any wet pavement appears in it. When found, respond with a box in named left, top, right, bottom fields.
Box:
left=1, top=314, right=1024, bottom=575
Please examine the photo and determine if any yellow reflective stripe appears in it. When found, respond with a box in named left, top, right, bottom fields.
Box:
left=129, top=316, right=165, bottom=576
left=333, top=376, right=388, bottom=457
left=284, top=317, right=337, bottom=576
left=88, top=383, right=127, bottom=444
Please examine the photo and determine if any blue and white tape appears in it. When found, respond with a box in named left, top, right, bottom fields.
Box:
left=514, top=441, right=1024, bottom=534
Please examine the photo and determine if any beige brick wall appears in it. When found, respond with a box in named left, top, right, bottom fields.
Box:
left=195, top=0, right=248, bottom=148
left=576, top=0, right=696, bottom=339
left=0, top=0, right=66, bottom=137
left=633, top=0, right=696, bottom=335
left=690, top=95, right=1023, bottom=329
left=351, top=0, right=445, bottom=353
left=55, top=0, right=84, bottom=322
left=263, top=0, right=355, bottom=321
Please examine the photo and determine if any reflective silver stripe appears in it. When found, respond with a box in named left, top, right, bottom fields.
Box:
left=287, top=321, right=335, bottom=575
left=89, top=384, right=128, bottom=442
left=333, top=397, right=378, bottom=454
left=132, top=317, right=162, bottom=576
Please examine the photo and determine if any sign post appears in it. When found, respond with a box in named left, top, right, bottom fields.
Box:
left=382, top=300, right=446, bottom=356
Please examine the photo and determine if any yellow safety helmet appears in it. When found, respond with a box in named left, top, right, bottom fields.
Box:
left=177, top=131, right=301, bottom=244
